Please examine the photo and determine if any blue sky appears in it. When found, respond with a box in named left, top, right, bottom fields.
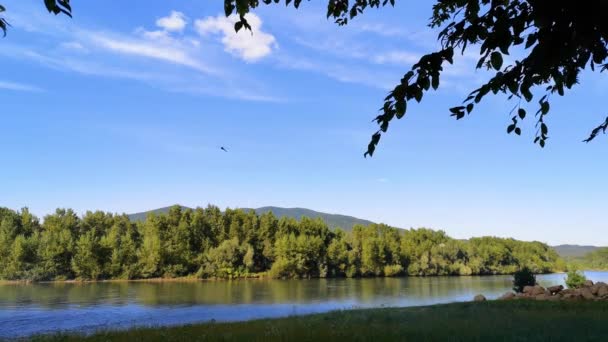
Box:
left=1, top=0, right=607, bottom=245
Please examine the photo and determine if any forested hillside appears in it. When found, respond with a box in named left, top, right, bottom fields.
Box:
left=0, top=206, right=564, bottom=281
left=128, top=206, right=375, bottom=231
left=552, top=245, right=601, bottom=259
left=568, top=248, right=608, bottom=270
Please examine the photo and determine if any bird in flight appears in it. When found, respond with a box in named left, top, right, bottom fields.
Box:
left=220, top=147, right=228, bottom=152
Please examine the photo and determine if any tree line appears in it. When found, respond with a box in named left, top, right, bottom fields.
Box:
left=569, top=248, right=608, bottom=271
left=0, top=206, right=564, bottom=281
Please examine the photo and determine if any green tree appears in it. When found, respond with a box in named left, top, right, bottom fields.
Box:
left=138, top=218, right=162, bottom=278
left=0, top=205, right=565, bottom=281
left=71, top=230, right=103, bottom=280
left=201, top=238, right=247, bottom=278
left=37, top=209, right=78, bottom=280
left=327, top=230, right=349, bottom=277
left=101, top=215, right=140, bottom=279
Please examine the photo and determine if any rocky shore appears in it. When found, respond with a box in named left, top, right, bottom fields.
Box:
left=474, top=280, right=608, bottom=302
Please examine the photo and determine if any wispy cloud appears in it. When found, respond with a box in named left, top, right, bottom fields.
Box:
left=357, top=23, right=407, bottom=37
left=275, top=53, right=396, bottom=90
left=59, top=41, right=89, bottom=53
left=20, top=49, right=167, bottom=82
left=373, top=51, right=420, bottom=66
left=86, top=32, right=215, bottom=74
left=2, top=6, right=284, bottom=102
left=0, top=80, right=43, bottom=92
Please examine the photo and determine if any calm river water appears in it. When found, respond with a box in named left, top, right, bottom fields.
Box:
left=1, top=271, right=607, bottom=338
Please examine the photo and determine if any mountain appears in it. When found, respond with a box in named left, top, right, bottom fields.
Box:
left=128, top=205, right=376, bottom=231
left=551, top=245, right=602, bottom=259
left=127, top=206, right=190, bottom=222
left=244, top=206, right=376, bottom=231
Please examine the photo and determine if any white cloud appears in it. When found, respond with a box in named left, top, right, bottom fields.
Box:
left=87, top=33, right=214, bottom=74
left=156, top=11, right=187, bottom=32
left=60, top=41, right=89, bottom=53
left=275, top=54, right=395, bottom=90
left=373, top=51, right=420, bottom=66
left=0, top=80, right=43, bottom=92
left=195, top=14, right=277, bottom=62
left=358, top=23, right=406, bottom=37
left=22, top=49, right=166, bottom=82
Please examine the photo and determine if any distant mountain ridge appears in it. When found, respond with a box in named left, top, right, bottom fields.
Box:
left=127, top=205, right=375, bottom=232
left=127, top=207, right=604, bottom=255
left=551, top=245, right=603, bottom=258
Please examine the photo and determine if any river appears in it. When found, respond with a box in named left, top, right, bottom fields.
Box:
left=1, top=271, right=607, bottom=338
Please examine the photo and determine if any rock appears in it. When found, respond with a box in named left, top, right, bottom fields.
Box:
left=563, top=293, right=582, bottom=301
left=583, top=280, right=594, bottom=287
left=579, top=287, right=595, bottom=300
left=521, top=285, right=546, bottom=298
left=535, top=294, right=551, bottom=301
left=561, top=288, right=575, bottom=296
left=597, top=284, right=608, bottom=298
left=523, top=285, right=544, bottom=295
left=531, top=285, right=546, bottom=296
left=474, top=294, right=487, bottom=302
left=499, top=292, right=516, bottom=300
left=547, top=285, right=564, bottom=294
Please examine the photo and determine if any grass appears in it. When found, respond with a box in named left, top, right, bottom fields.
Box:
left=30, top=300, right=608, bottom=342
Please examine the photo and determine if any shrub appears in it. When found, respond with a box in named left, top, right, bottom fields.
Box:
left=383, top=264, right=404, bottom=277
left=512, top=267, right=536, bottom=293
left=565, top=269, right=587, bottom=289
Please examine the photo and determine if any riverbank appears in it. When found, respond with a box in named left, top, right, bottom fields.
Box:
left=2, top=271, right=566, bottom=285
left=0, top=274, right=268, bottom=285
left=30, top=301, right=608, bottom=341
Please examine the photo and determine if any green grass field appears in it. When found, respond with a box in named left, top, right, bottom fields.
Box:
left=31, top=300, right=608, bottom=342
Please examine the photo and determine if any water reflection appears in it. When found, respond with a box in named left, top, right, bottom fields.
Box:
left=1, top=272, right=607, bottom=338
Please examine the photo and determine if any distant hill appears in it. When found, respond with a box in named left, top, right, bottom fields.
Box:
left=127, top=206, right=190, bottom=222
left=244, top=206, right=376, bottom=231
left=552, top=245, right=602, bottom=259
left=128, top=205, right=376, bottom=231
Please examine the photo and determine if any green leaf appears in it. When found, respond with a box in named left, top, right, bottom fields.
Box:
left=466, top=103, right=474, bottom=113
left=431, top=74, right=439, bottom=90
left=522, top=88, right=533, bottom=102
left=541, top=101, right=550, bottom=115
left=518, top=108, right=526, bottom=119
left=395, top=100, right=406, bottom=119
left=490, top=51, right=503, bottom=70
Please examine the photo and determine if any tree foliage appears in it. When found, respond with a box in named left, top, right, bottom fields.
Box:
left=223, top=0, right=608, bottom=155
left=0, top=206, right=563, bottom=281
left=565, top=268, right=587, bottom=289
left=570, top=247, right=608, bottom=271
left=1, top=1, right=607, bottom=154
left=512, top=266, right=536, bottom=293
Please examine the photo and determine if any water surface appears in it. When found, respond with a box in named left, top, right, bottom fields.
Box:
left=1, top=271, right=607, bottom=338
